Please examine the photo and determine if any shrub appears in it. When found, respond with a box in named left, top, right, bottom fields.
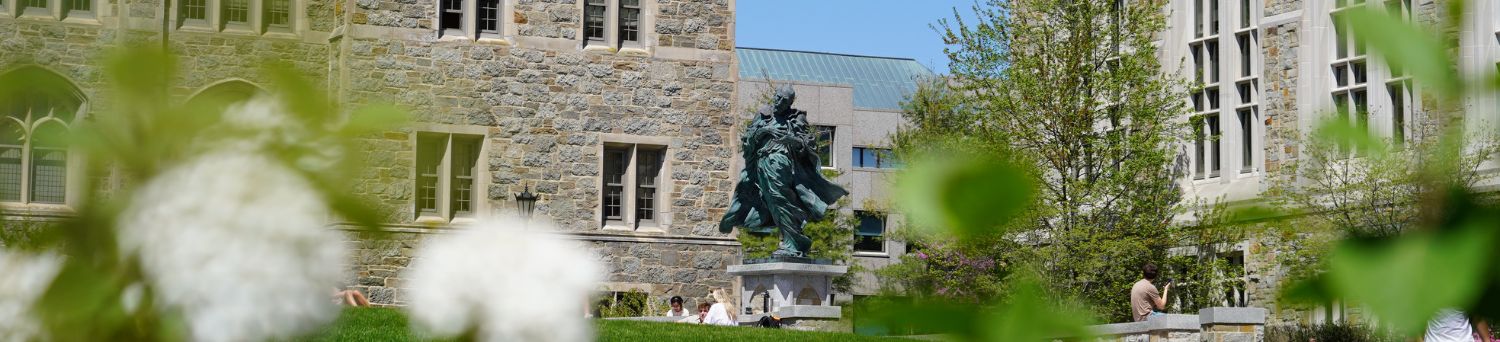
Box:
left=1264, top=323, right=1400, bottom=342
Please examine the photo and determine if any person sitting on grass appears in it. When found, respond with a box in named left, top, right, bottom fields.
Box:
left=703, top=289, right=738, bottom=326
left=665, top=296, right=690, bottom=317
left=333, top=287, right=369, bottom=307
left=695, top=302, right=712, bottom=324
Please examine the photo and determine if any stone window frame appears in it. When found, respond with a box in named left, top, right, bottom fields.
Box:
left=597, top=133, right=673, bottom=233
left=433, top=0, right=514, bottom=42
left=1230, top=0, right=1261, bottom=175
left=5, top=0, right=102, bottom=23
left=410, top=125, right=490, bottom=225
left=578, top=0, right=656, bottom=54
left=0, top=67, right=89, bottom=211
left=170, top=0, right=301, bottom=36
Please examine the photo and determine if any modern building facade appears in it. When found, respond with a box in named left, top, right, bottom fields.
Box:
left=1, top=0, right=742, bottom=311
left=1158, top=0, right=1500, bottom=324
left=735, top=47, right=936, bottom=296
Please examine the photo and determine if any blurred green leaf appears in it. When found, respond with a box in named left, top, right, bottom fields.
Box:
left=1323, top=219, right=1496, bottom=335
left=898, top=151, right=1035, bottom=239
left=982, top=279, right=1096, bottom=342
left=1344, top=7, right=1462, bottom=99
left=1313, top=117, right=1388, bottom=157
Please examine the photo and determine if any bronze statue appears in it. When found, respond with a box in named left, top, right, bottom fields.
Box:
left=719, top=86, right=848, bottom=258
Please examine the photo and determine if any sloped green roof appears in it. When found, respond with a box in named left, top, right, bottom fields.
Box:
left=736, top=47, right=937, bottom=111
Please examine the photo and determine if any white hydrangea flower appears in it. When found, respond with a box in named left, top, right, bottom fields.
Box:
left=0, top=250, right=61, bottom=341
left=117, top=98, right=345, bottom=342
left=405, top=216, right=603, bottom=342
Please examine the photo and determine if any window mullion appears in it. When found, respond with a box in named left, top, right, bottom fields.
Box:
left=623, top=144, right=638, bottom=229
left=18, top=125, right=31, bottom=204
left=464, top=0, right=476, bottom=39
left=605, top=0, right=618, bottom=49
left=437, top=135, right=453, bottom=221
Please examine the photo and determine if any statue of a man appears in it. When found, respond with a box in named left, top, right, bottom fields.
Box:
left=719, top=86, right=848, bottom=258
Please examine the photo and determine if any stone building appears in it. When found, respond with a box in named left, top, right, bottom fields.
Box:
left=734, top=47, right=934, bottom=298
left=1157, top=0, right=1500, bottom=325
left=0, top=0, right=742, bottom=311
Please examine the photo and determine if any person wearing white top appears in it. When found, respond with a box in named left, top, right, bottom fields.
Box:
left=664, top=296, right=690, bottom=317
left=1426, top=308, right=1494, bottom=342
left=702, top=289, right=738, bottom=326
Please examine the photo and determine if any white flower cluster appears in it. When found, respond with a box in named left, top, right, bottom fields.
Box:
left=0, top=250, right=60, bottom=342
left=116, top=98, right=345, bottom=342
left=405, top=216, right=603, bottom=342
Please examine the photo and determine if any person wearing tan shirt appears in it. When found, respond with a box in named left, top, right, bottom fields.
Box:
left=1130, top=264, right=1170, bottom=322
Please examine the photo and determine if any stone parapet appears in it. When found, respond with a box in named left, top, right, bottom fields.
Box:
left=1087, top=307, right=1267, bottom=342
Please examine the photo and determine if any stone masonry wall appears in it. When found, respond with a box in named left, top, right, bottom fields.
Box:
left=339, top=0, right=740, bottom=307
left=346, top=230, right=740, bottom=307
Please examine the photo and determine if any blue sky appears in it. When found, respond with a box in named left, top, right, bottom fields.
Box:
left=735, top=0, right=980, bottom=75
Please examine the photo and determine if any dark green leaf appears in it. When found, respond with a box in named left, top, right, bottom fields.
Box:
left=1324, top=218, right=1496, bottom=335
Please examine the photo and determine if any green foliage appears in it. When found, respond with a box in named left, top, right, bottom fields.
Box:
left=1163, top=200, right=1252, bottom=312
left=595, top=290, right=651, bottom=318
left=1275, top=0, right=1500, bottom=337
left=1264, top=323, right=1402, bottom=342
left=0, top=46, right=407, bottom=340
left=889, top=0, right=1186, bottom=324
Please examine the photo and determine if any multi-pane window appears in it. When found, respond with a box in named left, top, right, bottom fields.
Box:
left=181, top=0, right=207, bottom=21
left=601, top=144, right=665, bottom=230
left=22, top=0, right=46, bottom=11
left=478, top=0, right=500, bottom=34
left=223, top=0, right=249, bottom=24
left=1192, top=115, right=1222, bottom=179
left=814, top=125, right=835, bottom=168
left=584, top=0, right=607, bottom=42
left=415, top=133, right=482, bottom=221
left=1193, top=0, right=1219, bottom=38
left=1388, top=82, right=1411, bottom=147
left=266, top=0, right=290, bottom=28
left=66, top=0, right=90, bottom=14
left=618, top=0, right=640, bottom=43
left=440, top=0, right=463, bottom=35
left=583, top=0, right=646, bottom=48
left=853, top=211, right=885, bottom=253
left=852, top=147, right=898, bottom=169
left=1331, top=0, right=1369, bottom=155
left=0, top=84, right=80, bottom=205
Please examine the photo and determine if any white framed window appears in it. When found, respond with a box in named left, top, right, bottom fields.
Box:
left=414, top=132, right=484, bottom=222
left=853, top=211, right=885, bottom=253
left=11, top=0, right=96, bottom=21
left=171, top=0, right=298, bottom=34
left=581, top=0, right=649, bottom=50
left=813, top=125, right=835, bottom=169
left=1193, top=0, right=1219, bottom=38
left=601, top=143, right=665, bottom=231
left=1192, top=114, right=1222, bottom=179
left=437, top=0, right=508, bottom=40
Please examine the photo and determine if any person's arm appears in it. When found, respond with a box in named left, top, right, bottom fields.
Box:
left=1477, top=319, right=1493, bottom=342
left=1154, top=283, right=1171, bottom=311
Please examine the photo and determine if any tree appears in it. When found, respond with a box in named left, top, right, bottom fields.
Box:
left=888, top=0, right=1186, bottom=322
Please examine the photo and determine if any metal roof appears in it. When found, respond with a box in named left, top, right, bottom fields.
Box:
left=736, top=47, right=937, bottom=111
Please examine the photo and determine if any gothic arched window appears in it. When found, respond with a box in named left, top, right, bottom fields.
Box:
left=0, top=67, right=85, bottom=205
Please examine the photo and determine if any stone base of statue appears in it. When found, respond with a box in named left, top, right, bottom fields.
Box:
left=727, top=261, right=847, bottom=331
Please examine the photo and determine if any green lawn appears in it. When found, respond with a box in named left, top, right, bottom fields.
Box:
left=301, top=308, right=900, bottom=341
